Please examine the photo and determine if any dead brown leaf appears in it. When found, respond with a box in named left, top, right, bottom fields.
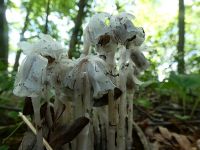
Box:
left=172, top=133, right=192, bottom=150
left=158, top=126, right=172, bottom=140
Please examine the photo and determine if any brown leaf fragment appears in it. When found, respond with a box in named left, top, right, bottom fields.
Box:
left=197, top=139, right=200, bottom=150
left=23, top=97, right=33, bottom=116
left=54, top=103, right=66, bottom=123
left=18, top=131, right=36, bottom=150
left=158, top=126, right=172, bottom=140
left=40, top=102, right=48, bottom=119
left=151, top=141, right=160, bottom=150
left=50, top=117, right=89, bottom=149
left=154, top=133, right=165, bottom=143
left=172, top=133, right=192, bottom=150
left=93, top=87, right=122, bottom=107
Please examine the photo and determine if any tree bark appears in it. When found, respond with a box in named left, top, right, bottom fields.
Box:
left=13, top=0, right=33, bottom=72
left=177, top=0, right=185, bottom=74
left=44, top=0, right=51, bottom=34
left=68, top=0, right=88, bottom=59
left=0, top=0, right=9, bottom=71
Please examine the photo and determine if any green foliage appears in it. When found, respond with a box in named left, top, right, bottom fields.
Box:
left=134, top=98, right=152, bottom=109
left=160, top=72, right=200, bottom=97
left=0, top=71, right=14, bottom=93
left=0, top=145, right=9, bottom=150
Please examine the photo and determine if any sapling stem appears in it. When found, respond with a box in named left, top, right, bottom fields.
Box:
left=191, top=98, right=200, bottom=117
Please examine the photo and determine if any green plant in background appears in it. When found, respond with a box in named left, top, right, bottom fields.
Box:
left=159, top=72, right=200, bottom=117
left=133, top=97, right=152, bottom=109
left=0, top=145, right=9, bottom=150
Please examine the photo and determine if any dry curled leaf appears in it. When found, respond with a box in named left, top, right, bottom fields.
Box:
left=158, top=126, right=172, bottom=140
left=50, top=117, right=89, bottom=149
left=172, top=133, right=192, bottom=150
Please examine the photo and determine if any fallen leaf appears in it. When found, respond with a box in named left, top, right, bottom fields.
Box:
left=158, top=126, right=172, bottom=140
left=172, top=133, right=192, bottom=150
left=196, top=139, right=200, bottom=150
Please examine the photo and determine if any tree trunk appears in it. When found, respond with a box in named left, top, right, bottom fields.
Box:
left=0, top=0, right=8, bottom=71
left=13, top=0, right=33, bottom=72
left=177, top=0, right=185, bottom=74
left=44, top=0, right=51, bottom=34
left=68, top=0, right=88, bottom=59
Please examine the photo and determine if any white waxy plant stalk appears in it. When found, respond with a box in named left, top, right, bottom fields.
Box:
left=106, top=50, right=117, bottom=150
left=77, top=73, right=91, bottom=150
left=117, top=47, right=127, bottom=150
left=127, top=92, right=134, bottom=149
left=31, top=97, right=43, bottom=150
left=13, top=12, right=150, bottom=149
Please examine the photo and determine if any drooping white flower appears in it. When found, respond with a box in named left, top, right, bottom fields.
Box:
left=110, top=13, right=145, bottom=48
left=14, top=34, right=68, bottom=97
left=129, top=46, right=149, bottom=72
left=64, top=55, right=116, bottom=99
left=84, top=13, right=111, bottom=45
left=13, top=54, right=48, bottom=97
left=83, top=13, right=118, bottom=56
left=126, top=61, right=144, bottom=91
left=18, top=33, right=65, bottom=60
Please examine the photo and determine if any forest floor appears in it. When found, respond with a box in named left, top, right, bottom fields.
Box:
left=132, top=93, right=200, bottom=150
left=0, top=93, right=200, bottom=150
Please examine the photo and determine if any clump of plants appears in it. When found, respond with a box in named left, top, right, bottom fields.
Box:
left=13, top=12, right=149, bottom=150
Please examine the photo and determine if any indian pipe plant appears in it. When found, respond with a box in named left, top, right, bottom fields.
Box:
left=13, top=12, right=149, bottom=150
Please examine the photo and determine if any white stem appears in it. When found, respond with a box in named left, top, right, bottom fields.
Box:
left=106, top=50, right=117, bottom=150
left=108, top=90, right=117, bottom=150
left=32, top=97, right=43, bottom=150
left=127, top=92, right=134, bottom=150
left=93, top=109, right=101, bottom=148
left=117, top=77, right=126, bottom=150
left=75, top=73, right=91, bottom=150
left=18, top=112, right=53, bottom=150
left=117, top=47, right=127, bottom=150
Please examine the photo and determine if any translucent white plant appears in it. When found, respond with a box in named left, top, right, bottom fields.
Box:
left=64, top=55, right=116, bottom=99
left=13, top=54, right=48, bottom=97
left=13, top=12, right=151, bottom=150
left=13, top=33, right=67, bottom=97
left=13, top=33, right=70, bottom=150
left=19, top=34, right=64, bottom=60
left=110, top=12, right=145, bottom=48
left=83, top=12, right=118, bottom=57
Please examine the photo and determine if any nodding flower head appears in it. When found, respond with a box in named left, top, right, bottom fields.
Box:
left=64, top=55, right=116, bottom=99
left=110, top=13, right=145, bottom=48
left=13, top=34, right=67, bottom=97
left=13, top=54, right=48, bottom=97
left=84, top=13, right=111, bottom=45
left=18, top=33, right=65, bottom=61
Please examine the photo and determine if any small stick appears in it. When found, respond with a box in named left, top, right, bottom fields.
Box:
left=18, top=112, right=53, bottom=150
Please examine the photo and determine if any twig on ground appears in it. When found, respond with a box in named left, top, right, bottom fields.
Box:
left=18, top=112, right=53, bottom=150
left=132, top=120, right=151, bottom=150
